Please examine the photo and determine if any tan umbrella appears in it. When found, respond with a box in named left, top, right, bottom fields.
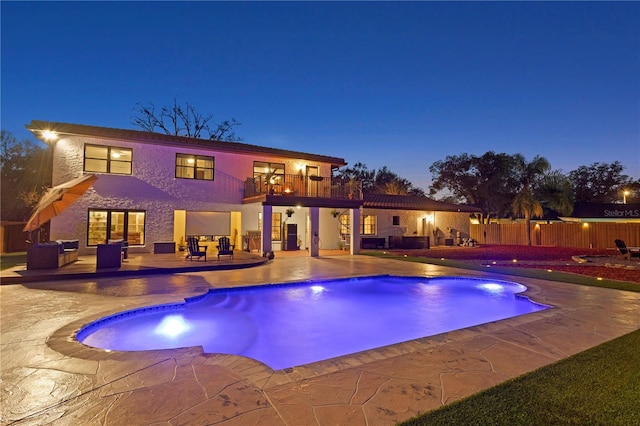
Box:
left=24, top=174, right=98, bottom=232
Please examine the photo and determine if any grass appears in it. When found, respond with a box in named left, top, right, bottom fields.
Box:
left=0, top=252, right=26, bottom=271
left=399, top=329, right=640, bottom=426
left=363, top=252, right=640, bottom=293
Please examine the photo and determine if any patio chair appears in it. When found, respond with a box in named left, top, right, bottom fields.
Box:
left=185, top=236, right=207, bottom=261
left=217, top=236, right=235, bottom=260
left=614, top=239, right=640, bottom=261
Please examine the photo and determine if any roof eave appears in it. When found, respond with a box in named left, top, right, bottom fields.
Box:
left=26, top=120, right=347, bottom=167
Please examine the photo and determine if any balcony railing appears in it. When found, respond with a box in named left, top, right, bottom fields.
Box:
left=244, top=174, right=362, bottom=200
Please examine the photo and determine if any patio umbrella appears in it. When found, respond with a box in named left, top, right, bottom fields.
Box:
left=23, top=174, right=98, bottom=232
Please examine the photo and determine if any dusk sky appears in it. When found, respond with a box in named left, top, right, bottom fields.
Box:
left=2, top=1, right=639, bottom=193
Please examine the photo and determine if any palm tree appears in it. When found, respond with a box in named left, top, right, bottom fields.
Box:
left=511, top=155, right=550, bottom=245
left=378, top=180, right=410, bottom=195
left=536, top=171, right=574, bottom=217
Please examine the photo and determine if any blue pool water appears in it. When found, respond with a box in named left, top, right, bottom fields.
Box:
left=78, top=275, right=550, bottom=370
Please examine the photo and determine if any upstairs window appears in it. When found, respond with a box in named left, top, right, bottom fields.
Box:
left=84, top=144, right=132, bottom=175
left=253, top=161, right=285, bottom=193
left=176, top=154, right=215, bottom=180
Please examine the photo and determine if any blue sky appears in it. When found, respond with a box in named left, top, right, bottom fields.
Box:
left=2, top=1, right=639, bottom=193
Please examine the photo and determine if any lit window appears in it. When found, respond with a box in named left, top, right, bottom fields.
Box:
left=272, top=213, right=282, bottom=241
left=361, top=215, right=377, bottom=235
left=84, top=144, right=132, bottom=175
left=176, top=154, right=214, bottom=180
left=87, top=209, right=145, bottom=246
left=338, top=214, right=377, bottom=235
left=254, top=161, right=285, bottom=193
left=339, top=214, right=349, bottom=235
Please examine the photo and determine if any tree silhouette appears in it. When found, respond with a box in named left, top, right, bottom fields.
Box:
left=131, top=99, right=241, bottom=141
left=510, top=155, right=550, bottom=246
left=568, top=161, right=633, bottom=203
left=1, top=130, right=52, bottom=221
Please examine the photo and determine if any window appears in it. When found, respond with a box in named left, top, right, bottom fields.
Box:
left=176, top=154, right=214, bottom=180
left=272, top=212, right=282, bottom=241
left=339, top=214, right=349, bottom=235
left=84, top=144, right=132, bottom=174
left=338, top=213, right=377, bottom=236
left=254, top=161, right=285, bottom=193
left=87, top=209, right=145, bottom=246
left=361, top=215, right=377, bottom=235
left=392, top=216, right=400, bottom=226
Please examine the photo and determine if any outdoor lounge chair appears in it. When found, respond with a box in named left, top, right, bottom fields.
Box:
left=217, top=236, right=235, bottom=260
left=614, top=239, right=640, bottom=261
left=186, top=237, right=207, bottom=261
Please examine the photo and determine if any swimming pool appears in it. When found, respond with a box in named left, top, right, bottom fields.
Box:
left=78, top=275, right=550, bottom=370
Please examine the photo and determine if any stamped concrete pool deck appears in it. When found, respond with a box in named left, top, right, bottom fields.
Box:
left=2, top=252, right=639, bottom=425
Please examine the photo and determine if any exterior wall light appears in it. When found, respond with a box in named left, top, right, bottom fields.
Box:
left=41, top=130, right=58, bottom=142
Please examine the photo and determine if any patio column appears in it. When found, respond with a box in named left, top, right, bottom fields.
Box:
left=309, top=206, right=320, bottom=257
left=261, top=205, right=273, bottom=256
left=350, top=208, right=360, bottom=255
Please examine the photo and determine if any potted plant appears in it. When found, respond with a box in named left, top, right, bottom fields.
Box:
left=285, top=208, right=295, bottom=217
left=178, top=236, right=186, bottom=252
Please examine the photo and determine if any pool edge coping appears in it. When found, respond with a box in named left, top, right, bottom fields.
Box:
left=48, top=274, right=560, bottom=389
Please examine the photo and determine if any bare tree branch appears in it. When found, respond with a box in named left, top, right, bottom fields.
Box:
left=209, top=118, right=242, bottom=141
left=131, top=100, right=241, bottom=141
left=131, top=102, right=171, bottom=135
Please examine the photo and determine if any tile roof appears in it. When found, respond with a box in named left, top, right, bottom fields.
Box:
left=26, top=120, right=347, bottom=167
left=363, top=193, right=482, bottom=212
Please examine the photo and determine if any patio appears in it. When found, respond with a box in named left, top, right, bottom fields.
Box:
left=1, top=253, right=639, bottom=424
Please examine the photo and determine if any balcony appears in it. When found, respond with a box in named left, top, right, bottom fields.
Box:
left=244, top=174, right=363, bottom=202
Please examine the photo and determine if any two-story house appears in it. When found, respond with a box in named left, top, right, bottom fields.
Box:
left=26, top=120, right=364, bottom=257
left=25, top=120, right=480, bottom=257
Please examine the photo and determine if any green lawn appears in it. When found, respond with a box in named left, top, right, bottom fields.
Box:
left=400, top=329, right=640, bottom=426
left=0, top=252, right=26, bottom=270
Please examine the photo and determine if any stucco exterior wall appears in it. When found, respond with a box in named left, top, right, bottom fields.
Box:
left=362, top=208, right=472, bottom=247
left=432, top=211, right=473, bottom=245
left=49, top=134, right=338, bottom=254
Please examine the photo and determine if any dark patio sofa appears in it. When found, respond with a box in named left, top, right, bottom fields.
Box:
left=361, top=237, right=386, bottom=249
left=27, top=239, right=79, bottom=270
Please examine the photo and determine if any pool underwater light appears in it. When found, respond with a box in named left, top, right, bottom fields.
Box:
left=478, top=283, right=504, bottom=293
left=310, top=285, right=325, bottom=294
left=156, top=315, right=190, bottom=337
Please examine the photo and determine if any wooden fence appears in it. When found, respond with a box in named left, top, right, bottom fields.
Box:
left=470, top=222, right=640, bottom=249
